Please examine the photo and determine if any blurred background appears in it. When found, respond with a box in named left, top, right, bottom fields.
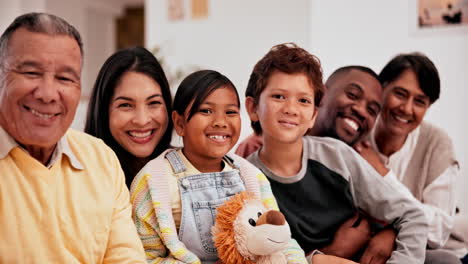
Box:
left=1, top=0, right=467, bottom=211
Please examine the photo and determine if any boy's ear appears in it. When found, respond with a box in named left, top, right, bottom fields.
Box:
left=245, top=96, right=259, bottom=122
left=172, top=111, right=185, bottom=137
left=308, top=106, right=318, bottom=129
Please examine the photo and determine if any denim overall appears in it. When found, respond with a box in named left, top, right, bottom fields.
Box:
left=165, top=150, right=246, bottom=263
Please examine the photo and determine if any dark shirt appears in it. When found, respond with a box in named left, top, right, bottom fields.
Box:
left=269, top=159, right=355, bottom=252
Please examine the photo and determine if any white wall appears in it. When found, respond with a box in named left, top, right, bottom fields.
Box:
left=0, top=0, right=48, bottom=33
left=309, top=0, right=468, bottom=211
left=145, top=0, right=310, bottom=141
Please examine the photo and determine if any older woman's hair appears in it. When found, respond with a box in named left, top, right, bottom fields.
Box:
left=245, top=43, right=324, bottom=135
left=379, top=52, right=440, bottom=104
left=85, top=47, right=173, bottom=186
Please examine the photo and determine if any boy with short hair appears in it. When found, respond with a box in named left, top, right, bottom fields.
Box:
left=245, top=43, right=428, bottom=263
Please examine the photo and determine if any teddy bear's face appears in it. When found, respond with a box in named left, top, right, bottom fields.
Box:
left=233, top=200, right=291, bottom=257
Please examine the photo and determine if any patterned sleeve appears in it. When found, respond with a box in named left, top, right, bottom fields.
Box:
left=256, top=172, right=308, bottom=264
left=131, top=171, right=200, bottom=264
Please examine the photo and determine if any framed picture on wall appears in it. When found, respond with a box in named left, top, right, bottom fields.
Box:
left=411, top=0, right=468, bottom=34
left=168, top=0, right=185, bottom=21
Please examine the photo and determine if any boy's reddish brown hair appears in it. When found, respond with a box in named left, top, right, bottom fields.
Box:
left=245, top=43, right=325, bottom=135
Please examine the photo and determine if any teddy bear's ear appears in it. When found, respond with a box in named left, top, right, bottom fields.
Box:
left=255, top=210, right=286, bottom=226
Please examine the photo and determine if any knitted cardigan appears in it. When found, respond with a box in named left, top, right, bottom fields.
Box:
left=397, top=121, right=457, bottom=201
left=130, top=149, right=307, bottom=264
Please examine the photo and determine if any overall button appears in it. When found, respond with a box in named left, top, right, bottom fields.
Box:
left=181, top=179, right=190, bottom=188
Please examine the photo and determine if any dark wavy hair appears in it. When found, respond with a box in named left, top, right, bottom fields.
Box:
left=245, top=43, right=325, bottom=135
left=85, top=46, right=173, bottom=187
left=379, top=52, right=440, bottom=104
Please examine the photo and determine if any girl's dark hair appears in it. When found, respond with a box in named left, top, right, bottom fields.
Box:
left=173, top=70, right=239, bottom=121
left=85, top=46, right=173, bottom=187
left=379, top=52, right=440, bottom=104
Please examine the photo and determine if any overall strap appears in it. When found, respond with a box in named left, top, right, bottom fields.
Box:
left=227, top=154, right=261, bottom=199
left=144, top=149, right=200, bottom=263
left=165, top=149, right=187, bottom=174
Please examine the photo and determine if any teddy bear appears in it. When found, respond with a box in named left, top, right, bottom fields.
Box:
left=212, top=192, right=291, bottom=264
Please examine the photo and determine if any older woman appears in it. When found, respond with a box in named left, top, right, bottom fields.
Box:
left=356, top=52, right=465, bottom=264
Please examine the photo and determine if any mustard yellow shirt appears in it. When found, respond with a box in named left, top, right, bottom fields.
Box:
left=0, top=126, right=146, bottom=263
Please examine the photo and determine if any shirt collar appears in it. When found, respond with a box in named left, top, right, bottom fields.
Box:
left=0, top=125, right=84, bottom=170
left=0, top=125, right=17, bottom=159
left=176, top=148, right=231, bottom=175
left=57, top=132, right=84, bottom=170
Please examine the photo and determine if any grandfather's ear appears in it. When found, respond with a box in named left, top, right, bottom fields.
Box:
left=172, top=111, right=185, bottom=137
left=245, top=96, right=259, bottom=122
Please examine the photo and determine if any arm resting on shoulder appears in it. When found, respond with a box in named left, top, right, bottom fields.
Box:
left=383, top=165, right=457, bottom=248
left=347, top=149, right=428, bottom=264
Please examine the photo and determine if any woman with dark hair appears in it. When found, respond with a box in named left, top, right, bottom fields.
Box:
left=85, top=46, right=173, bottom=188
left=355, top=52, right=466, bottom=264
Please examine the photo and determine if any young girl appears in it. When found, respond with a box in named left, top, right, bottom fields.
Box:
left=130, top=70, right=307, bottom=263
left=85, top=47, right=172, bottom=188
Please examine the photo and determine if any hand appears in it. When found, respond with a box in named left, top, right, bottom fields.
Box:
left=312, top=254, right=358, bottom=264
left=353, top=140, right=388, bottom=176
left=320, top=213, right=371, bottom=259
left=360, top=228, right=397, bottom=264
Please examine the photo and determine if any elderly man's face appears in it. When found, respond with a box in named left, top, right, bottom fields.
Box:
left=0, top=28, right=81, bottom=149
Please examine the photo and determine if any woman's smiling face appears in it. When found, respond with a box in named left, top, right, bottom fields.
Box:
left=380, top=69, right=430, bottom=137
left=109, top=71, right=169, bottom=158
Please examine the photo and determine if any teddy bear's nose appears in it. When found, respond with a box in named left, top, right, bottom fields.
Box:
left=257, top=210, right=286, bottom=226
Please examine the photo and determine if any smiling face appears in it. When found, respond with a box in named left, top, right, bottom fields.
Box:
left=246, top=71, right=317, bottom=145
left=316, top=69, right=382, bottom=145
left=379, top=69, right=430, bottom=137
left=108, top=71, right=169, bottom=158
left=0, top=28, right=81, bottom=152
left=173, top=86, right=241, bottom=172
